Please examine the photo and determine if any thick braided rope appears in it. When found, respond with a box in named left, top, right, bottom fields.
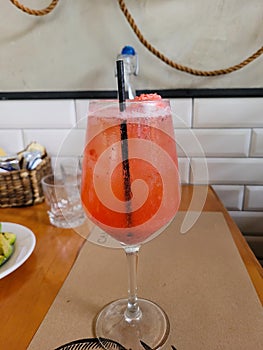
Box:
left=10, top=0, right=59, bottom=16
left=118, top=0, right=263, bottom=76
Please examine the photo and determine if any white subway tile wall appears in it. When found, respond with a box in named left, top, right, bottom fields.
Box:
left=75, top=100, right=90, bottom=129
left=212, top=185, right=244, bottom=211
left=230, top=211, right=263, bottom=235
left=250, top=129, right=263, bottom=157
left=175, top=129, right=250, bottom=157
left=194, top=98, right=263, bottom=128
left=23, top=129, right=86, bottom=157
left=191, top=158, right=263, bottom=184
left=0, top=130, right=24, bottom=154
left=0, top=97, right=262, bottom=260
left=0, top=100, right=76, bottom=128
left=244, top=186, right=263, bottom=211
left=170, top=99, right=192, bottom=128
left=178, top=158, right=190, bottom=184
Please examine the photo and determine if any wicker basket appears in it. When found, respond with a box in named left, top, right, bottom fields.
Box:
left=0, top=156, right=52, bottom=208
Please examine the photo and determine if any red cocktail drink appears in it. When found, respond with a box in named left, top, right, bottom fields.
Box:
left=81, top=96, right=181, bottom=349
left=81, top=99, right=180, bottom=245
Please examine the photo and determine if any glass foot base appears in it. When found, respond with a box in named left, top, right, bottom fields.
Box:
left=95, top=298, right=170, bottom=349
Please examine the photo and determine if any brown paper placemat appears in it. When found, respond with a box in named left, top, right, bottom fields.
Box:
left=28, top=212, right=263, bottom=349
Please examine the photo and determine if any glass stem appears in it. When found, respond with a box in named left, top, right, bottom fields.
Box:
left=124, top=245, right=142, bottom=322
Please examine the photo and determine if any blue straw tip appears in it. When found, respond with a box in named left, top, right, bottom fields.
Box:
left=121, top=45, right=136, bottom=56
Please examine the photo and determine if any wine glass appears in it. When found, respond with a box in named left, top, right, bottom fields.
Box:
left=81, top=98, right=181, bottom=349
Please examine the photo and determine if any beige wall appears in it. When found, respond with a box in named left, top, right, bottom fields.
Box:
left=1, top=0, right=263, bottom=91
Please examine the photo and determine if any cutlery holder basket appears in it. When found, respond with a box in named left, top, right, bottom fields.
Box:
left=0, top=156, right=52, bottom=208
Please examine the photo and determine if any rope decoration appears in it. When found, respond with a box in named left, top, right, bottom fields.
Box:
left=9, top=0, right=263, bottom=76
left=118, top=0, right=263, bottom=76
left=9, top=0, right=59, bottom=16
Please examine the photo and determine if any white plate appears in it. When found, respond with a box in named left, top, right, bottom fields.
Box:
left=0, top=222, right=36, bottom=279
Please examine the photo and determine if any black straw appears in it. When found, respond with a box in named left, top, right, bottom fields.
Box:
left=116, top=59, right=132, bottom=228
left=116, top=59, right=126, bottom=111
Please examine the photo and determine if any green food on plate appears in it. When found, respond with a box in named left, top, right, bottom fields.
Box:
left=0, top=227, right=16, bottom=267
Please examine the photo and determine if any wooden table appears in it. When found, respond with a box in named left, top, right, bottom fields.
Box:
left=0, top=185, right=262, bottom=349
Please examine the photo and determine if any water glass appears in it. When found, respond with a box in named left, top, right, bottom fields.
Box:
left=41, top=171, right=85, bottom=228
